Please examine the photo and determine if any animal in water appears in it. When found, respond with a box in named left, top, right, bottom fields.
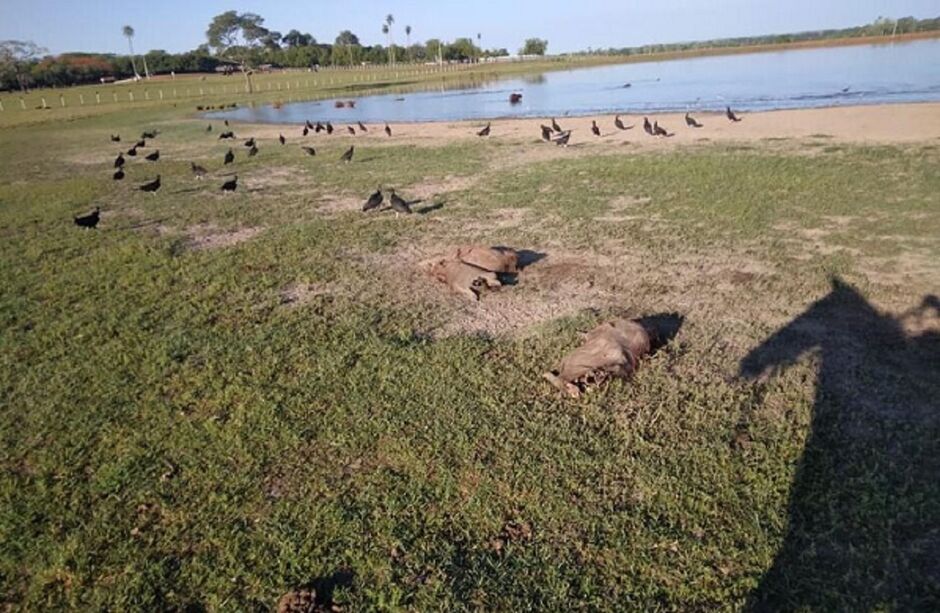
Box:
left=127, top=146, right=138, bottom=156
left=145, top=150, right=160, bottom=162
left=248, top=144, right=259, bottom=157
left=653, top=121, right=673, bottom=137
left=363, top=189, right=384, bottom=212
left=591, top=120, right=601, bottom=137
left=622, top=82, right=632, bottom=88
left=358, top=121, right=368, bottom=132
left=726, top=106, right=742, bottom=122
left=224, top=148, right=235, bottom=165
left=685, top=113, right=703, bottom=128
left=326, top=122, right=334, bottom=135
left=113, top=168, right=125, bottom=181
left=389, top=190, right=412, bottom=215
left=384, top=124, right=392, bottom=137
left=135, top=139, right=146, bottom=148
left=552, top=117, right=563, bottom=132
left=643, top=117, right=654, bottom=136
left=206, top=124, right=213, bottom=132
left=244, top=137, right=255, bottom=147
left=139, top=175, right=161, bottom=193
left=614, top=115, right=632, bottom=130
left=841, top=86, right=851, bottom=93
left=477, top=122, right=491, bottom=137
left=219, top=131, right=235, bottom=140
left=74, top=207, right=100, bottom=229
left=110, top=134, right=121, bottom=142
left=553, top=130, right=572, bottom=147
left=302, top=126, right=309, bottom=136
left=221, top=175, right=238, bottom=192
left=541, top=125, right=553, bottom=141
left=509, top=93, right=523, bottom=104
left=347, top=125, right=356, bottom=136
left=279, top=134, right=286, bottom=145
left=340, top=145, right=354, bottom=163
left=141, top=130, right=157, bottom=139
left=301, top=146, right=316, bottom=156
left=114, top=153, right=125, bottom=168
left=191, top=162, right=208, bottom=179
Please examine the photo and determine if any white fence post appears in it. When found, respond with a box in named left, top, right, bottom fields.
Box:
left=129, top=92, right=134, bottom=102
left=79, top=94, right=84, bottom=105
left=96, top=92, right=101, bottom=104
left=113, top=92, right=118, bottom=102
left=41, top=97, right=48, bottom=108
left=59, top=94, right=65, bottom=107
left=159, top=90, right=164, bottom=100
left=20, top=98, right=26, bottom=109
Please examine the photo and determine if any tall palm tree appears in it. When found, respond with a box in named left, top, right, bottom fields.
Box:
left=122, top=25, right=141, bottom=80
left=381, top=24, right=390, bottom=65
left=477, top=32, right=482, bottom=63
left=385, top=14, right=395, bottom=64
left=405, top=25, right=412, bottom=62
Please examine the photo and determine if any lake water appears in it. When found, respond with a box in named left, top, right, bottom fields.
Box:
left=212, top=39, right=940, bottom=124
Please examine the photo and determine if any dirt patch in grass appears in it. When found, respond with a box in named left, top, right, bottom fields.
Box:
left=364, top=239, right=776, bottom=339
left=403, top=174, right=478, bottom=201
left=183, top=223, right=264, bottom=251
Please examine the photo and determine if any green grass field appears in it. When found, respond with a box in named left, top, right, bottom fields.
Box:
left=1, top=94, right=939, bottom=610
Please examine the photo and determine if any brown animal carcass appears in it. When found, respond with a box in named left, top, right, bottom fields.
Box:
left=455, top=245, right=519, bottom=274
left=544, top=318, right=653, bottom=398
left=428, top=258, right=502, bottom=301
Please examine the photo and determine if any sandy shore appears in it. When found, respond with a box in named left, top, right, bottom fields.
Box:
left=236, top=102, right=940, bottom=149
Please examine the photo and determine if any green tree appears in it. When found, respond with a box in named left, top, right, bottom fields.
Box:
left=426, top=38, right=444, bottom=65
left=206, top=11, right=271, bottom=92
left=334, top=31, right=361, bottom=66
left=0, top=40, right=46, bottom=91
left=283, top=30, right=314, bottom=47
left=385, top=14, right=395, bottom=64
left=405, top=25, right=412, bottom=61
left=521, top=38, right=548, bottom=56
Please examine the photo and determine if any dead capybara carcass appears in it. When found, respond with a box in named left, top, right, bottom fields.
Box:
left=544, top=318, right=654, bottom=398
left=455, top=245, right=519, bottom=274
left=428, top=258, right=502, bottom=301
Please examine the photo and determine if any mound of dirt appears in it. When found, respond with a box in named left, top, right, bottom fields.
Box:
left=544, top=318, right=653, bottom=398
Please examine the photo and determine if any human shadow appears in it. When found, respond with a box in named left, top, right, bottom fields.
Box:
left=739, top=277, right=940, bottom=611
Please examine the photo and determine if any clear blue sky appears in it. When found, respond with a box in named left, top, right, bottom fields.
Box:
left=1, top=0, right=937, bottom=55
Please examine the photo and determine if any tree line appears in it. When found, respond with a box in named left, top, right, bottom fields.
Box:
left=0, top=10, right=528, bottom=91
left=582, top=15, right=940, bottom=56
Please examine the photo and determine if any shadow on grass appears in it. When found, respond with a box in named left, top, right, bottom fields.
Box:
left=739, top=277, right=940, bottom=611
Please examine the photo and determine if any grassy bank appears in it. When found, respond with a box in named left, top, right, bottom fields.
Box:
left=1, top=101, right=939, bottom=610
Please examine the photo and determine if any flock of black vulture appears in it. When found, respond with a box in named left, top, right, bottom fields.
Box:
left=524, top=106, right=743, bottom=147
left=74, top=105, right=744, bottom=228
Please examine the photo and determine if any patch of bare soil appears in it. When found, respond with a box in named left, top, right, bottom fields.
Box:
left=181, top=223, right=264, bottom=251
left=403, top=174, right=478, bottom=201
left=362, top=237, right=778, bottom=340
